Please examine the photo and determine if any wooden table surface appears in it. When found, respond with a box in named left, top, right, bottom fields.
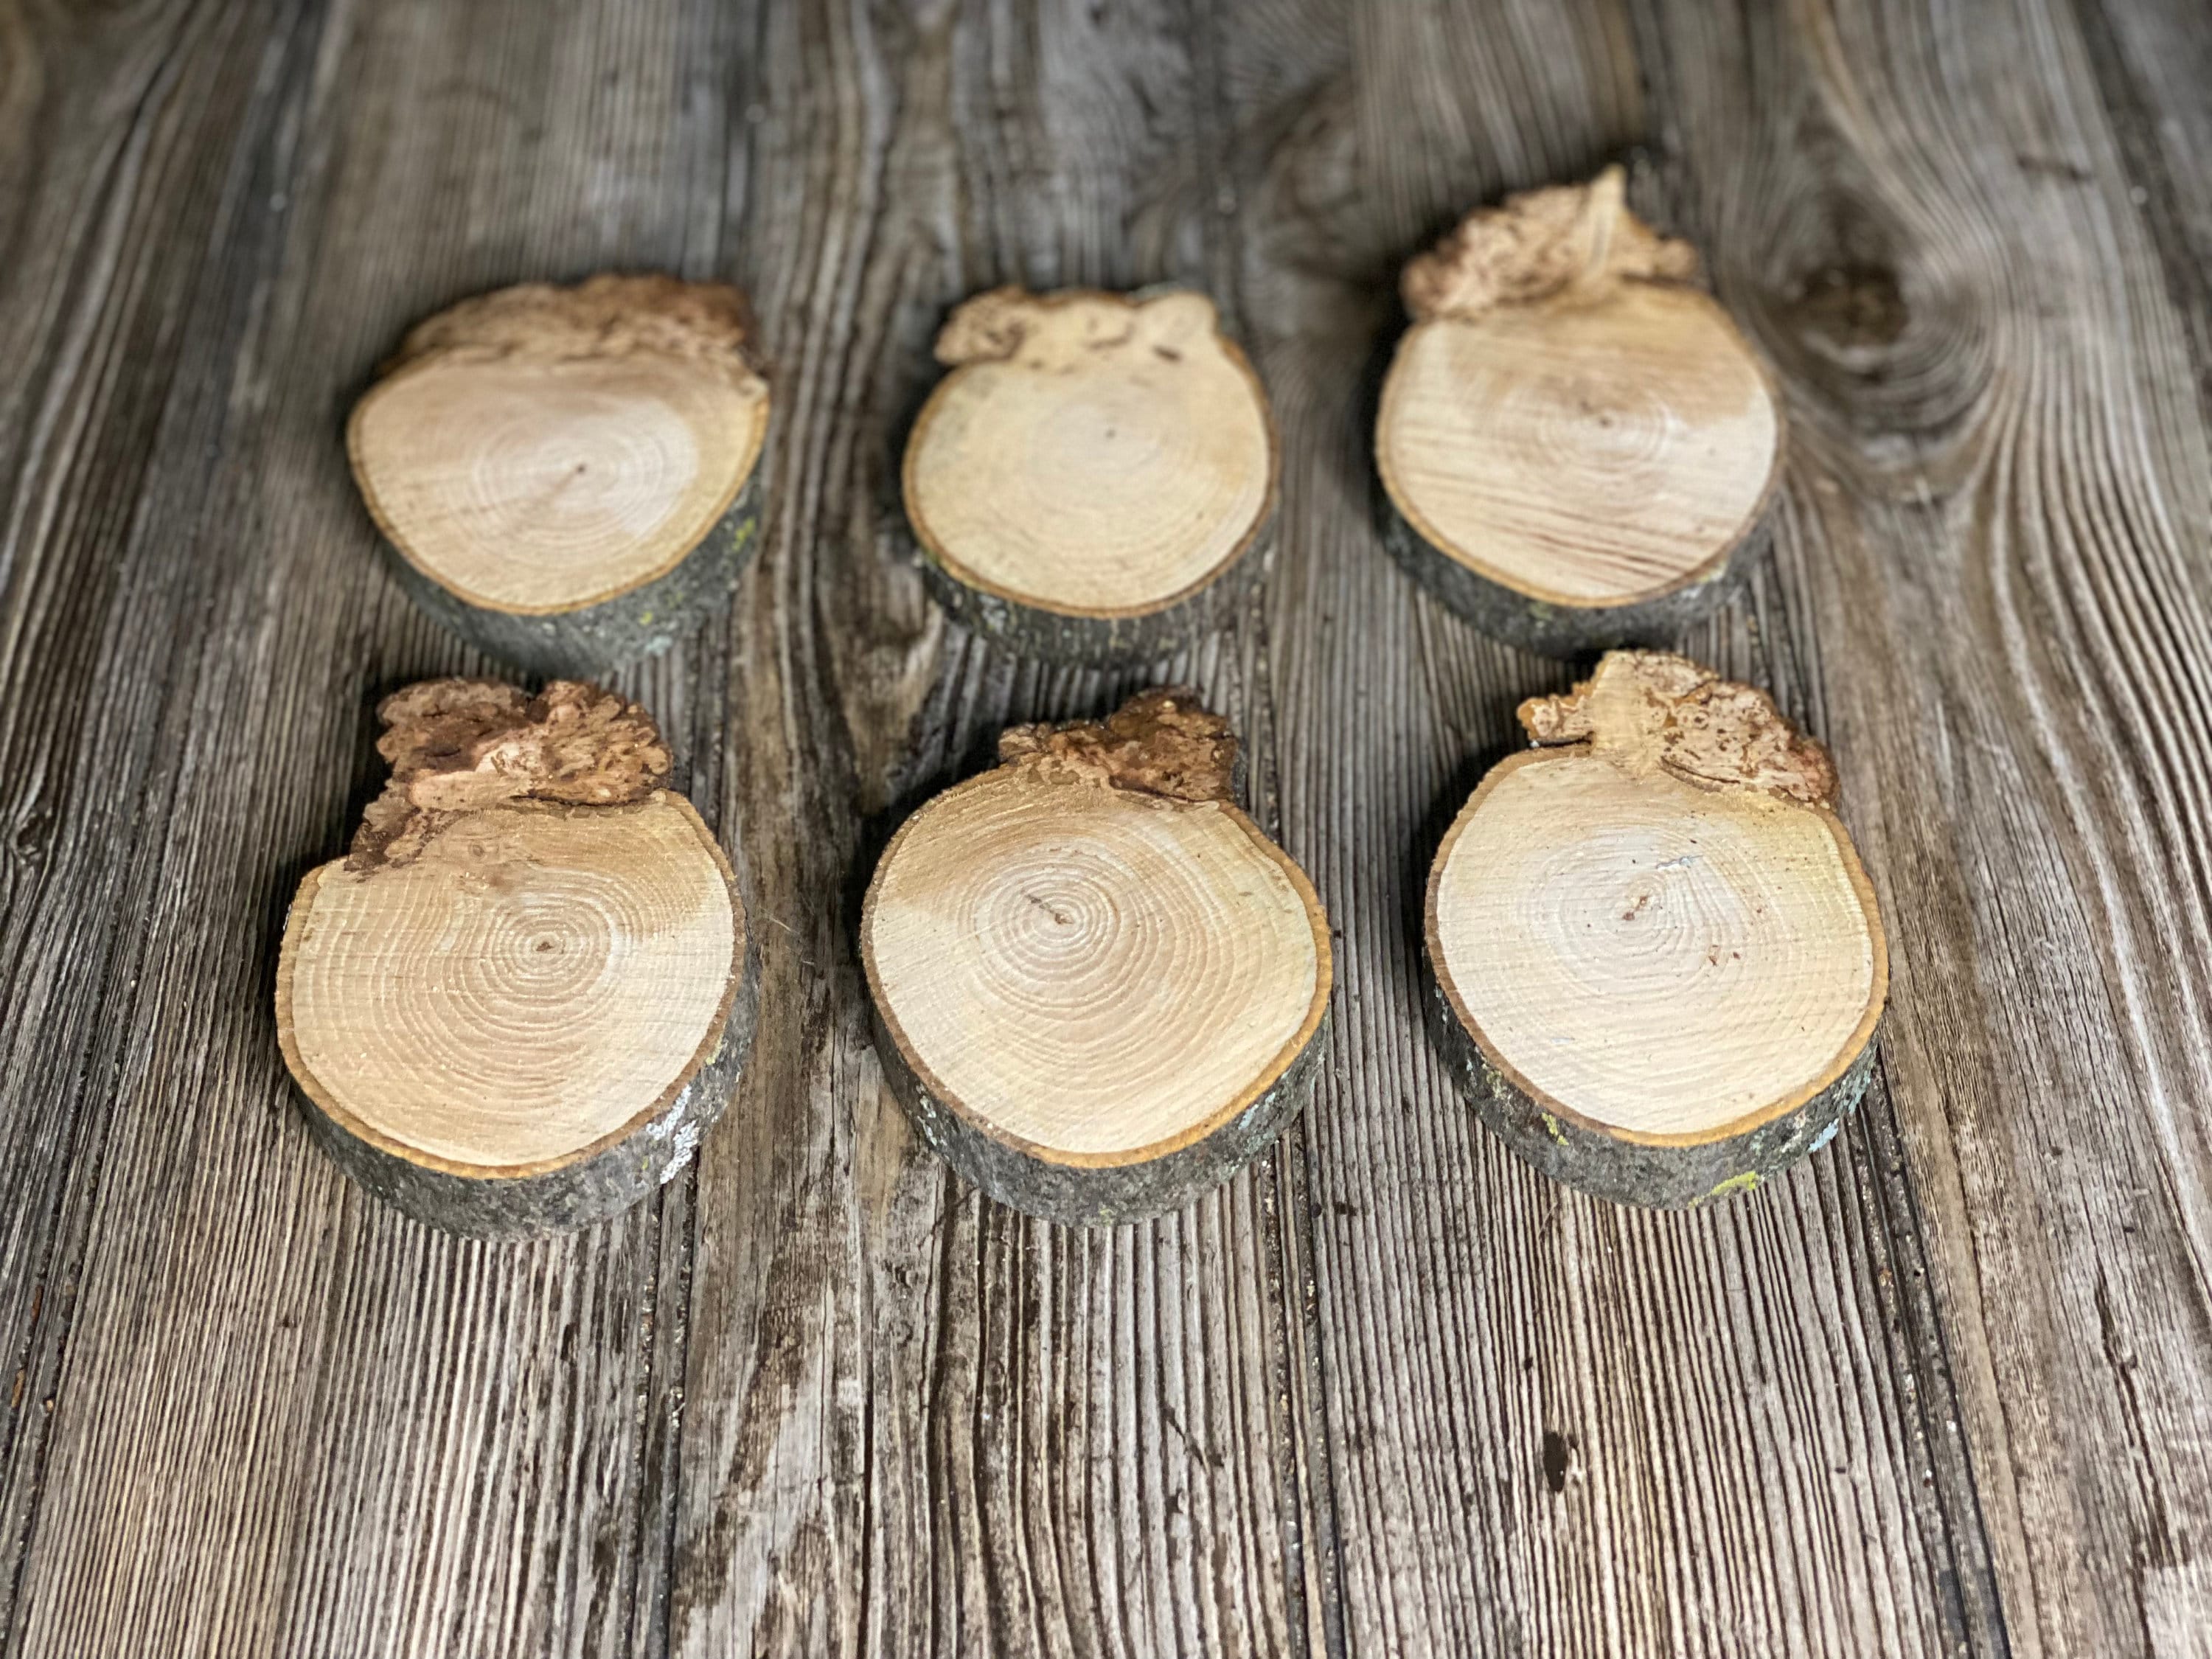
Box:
left=4, top=0, right=2209, bottom=1653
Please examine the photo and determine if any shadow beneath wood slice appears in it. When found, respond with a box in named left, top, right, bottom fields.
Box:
left=872, top=295, right=954, bottom=588
left=1355, top=302, right=1407, bottom=531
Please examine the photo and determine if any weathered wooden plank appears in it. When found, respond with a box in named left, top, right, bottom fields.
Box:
left=2073, top=0, right=2212, bottom=414
left=1211, top=0, right=2010, bottom=1652
left=1633, top=0, right=2212, bottom=1652
left=0, top=0, right=2205, bottom=1652
left=0, top=0, right=330, bottom=1632
left=0, top=0, right=744, bottom=1652
left=658, top=1, right=1322, bottom=1652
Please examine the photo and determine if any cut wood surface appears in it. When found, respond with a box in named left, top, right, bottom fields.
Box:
left=902, top=288, right=1278, bottom=666
left=0, top=0, right=2207, bottom=1654
left=276, top=680, right=754, bottom=1235
left=349, top=276, right=771, bottom=676
left=863, top=690, right=1330, bottom=1224
left=1426, top=651, right=1887, bottom=1208
left=1377, top=167, right=1783, bottom=655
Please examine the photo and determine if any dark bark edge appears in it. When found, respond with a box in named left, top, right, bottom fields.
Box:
left=1422, top=966, right=1875, bottom=1208
left=290, top=910, right=761, bottom=1239
left=911, top=521, right=1273, bottom=669
left=872, top=1003, right=1327, bottom=1227
left=380, top=467, right=765, bottom=679
left=1377, top=493, right=1767, bottom=658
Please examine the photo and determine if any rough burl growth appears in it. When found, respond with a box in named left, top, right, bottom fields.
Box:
left=385, top=273, right=765, bottom=386
left=996, top=688, right=1237, bottom=804
left=351, top=679, right=670, bottom=869
left=1400, top=164, right=1698, bottom=322
left=932, top=286, right=1178, bottom=367
left=1518, top=650, right=1837, bottom=804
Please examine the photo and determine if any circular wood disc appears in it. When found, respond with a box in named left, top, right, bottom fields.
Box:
left=861, top=693, right=1329, bottom=1223
left=355, top=355, right=765, bottom=613
left=901, top=288, right=1278, bottom=665
left=348, top=276, right=771, bottom=675
left=1425, top=652, right=1886, bottom=1207
left=1380, top=285, right=1779, bottom=605
left=1377, top=170, right=1783, bottom=655
left=279, top=784, right=751, bottom=1236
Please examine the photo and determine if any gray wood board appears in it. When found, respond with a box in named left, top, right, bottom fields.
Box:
left=0, top=0, right=2204, bottom=1653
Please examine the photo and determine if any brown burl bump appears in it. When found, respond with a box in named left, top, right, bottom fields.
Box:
left=995, top=687, right=1237, bottom=804
left=930, top=285, right=1088, bottom=365
left=1399, top=167, right=1700, bottom=322
left=383, top=274, right=762, bottom=379
left=351, top=679, right=671, bottom=869
left=1517, top=650, right=1837, bottom=804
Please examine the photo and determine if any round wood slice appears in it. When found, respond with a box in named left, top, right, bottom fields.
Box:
left=1377, top=168, right=1784, bottom=656
left=275, top=681, right=757, bottom=1236
left=347, top=275, right=771, bottom=677
left=901, top=288, right=1279, bottom=668
left=861, top=691, right=1330, bottom=1225
left=1424, top=652, right=1886, bottom=1208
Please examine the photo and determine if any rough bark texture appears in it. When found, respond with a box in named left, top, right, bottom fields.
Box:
left=1377, top=490, right=1765, bottom=656
left=913, top=525, right=1273, bottom=669
left=378, top=467, right=765, bottom=679
left=873, top=1000, right=1327, bottom=1228
left=1423, top=969, right=1877, bottom=1210
left=291, top=913, right=760, bottom=1237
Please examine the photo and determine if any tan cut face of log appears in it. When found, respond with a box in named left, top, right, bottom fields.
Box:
left=348, top=276, right=770, bottom=616
left=862, top=690, right=1330, bottom=1225
left=903, top=288, right=1278, bottom=616
left=275, top=681, right=753, bottom=1235
left=288, top=801, right=734, bottom=1167
left=1378, top=168, right=1782, bottom=614
left=1426, top=653, right=1885, bottom=1201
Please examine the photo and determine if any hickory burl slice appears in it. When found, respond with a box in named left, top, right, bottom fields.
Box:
left=276, top=680, right=757, bottom=1236
left=1377, top=168, right=1784, bottom=655
left=862, top=690, right=1331, bottom=1225
left=901, top=288, right=1279, bottom=667
left=348, top=275, right=771, bottom=676
left=1425, top=652, right=1887, bottom=1207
